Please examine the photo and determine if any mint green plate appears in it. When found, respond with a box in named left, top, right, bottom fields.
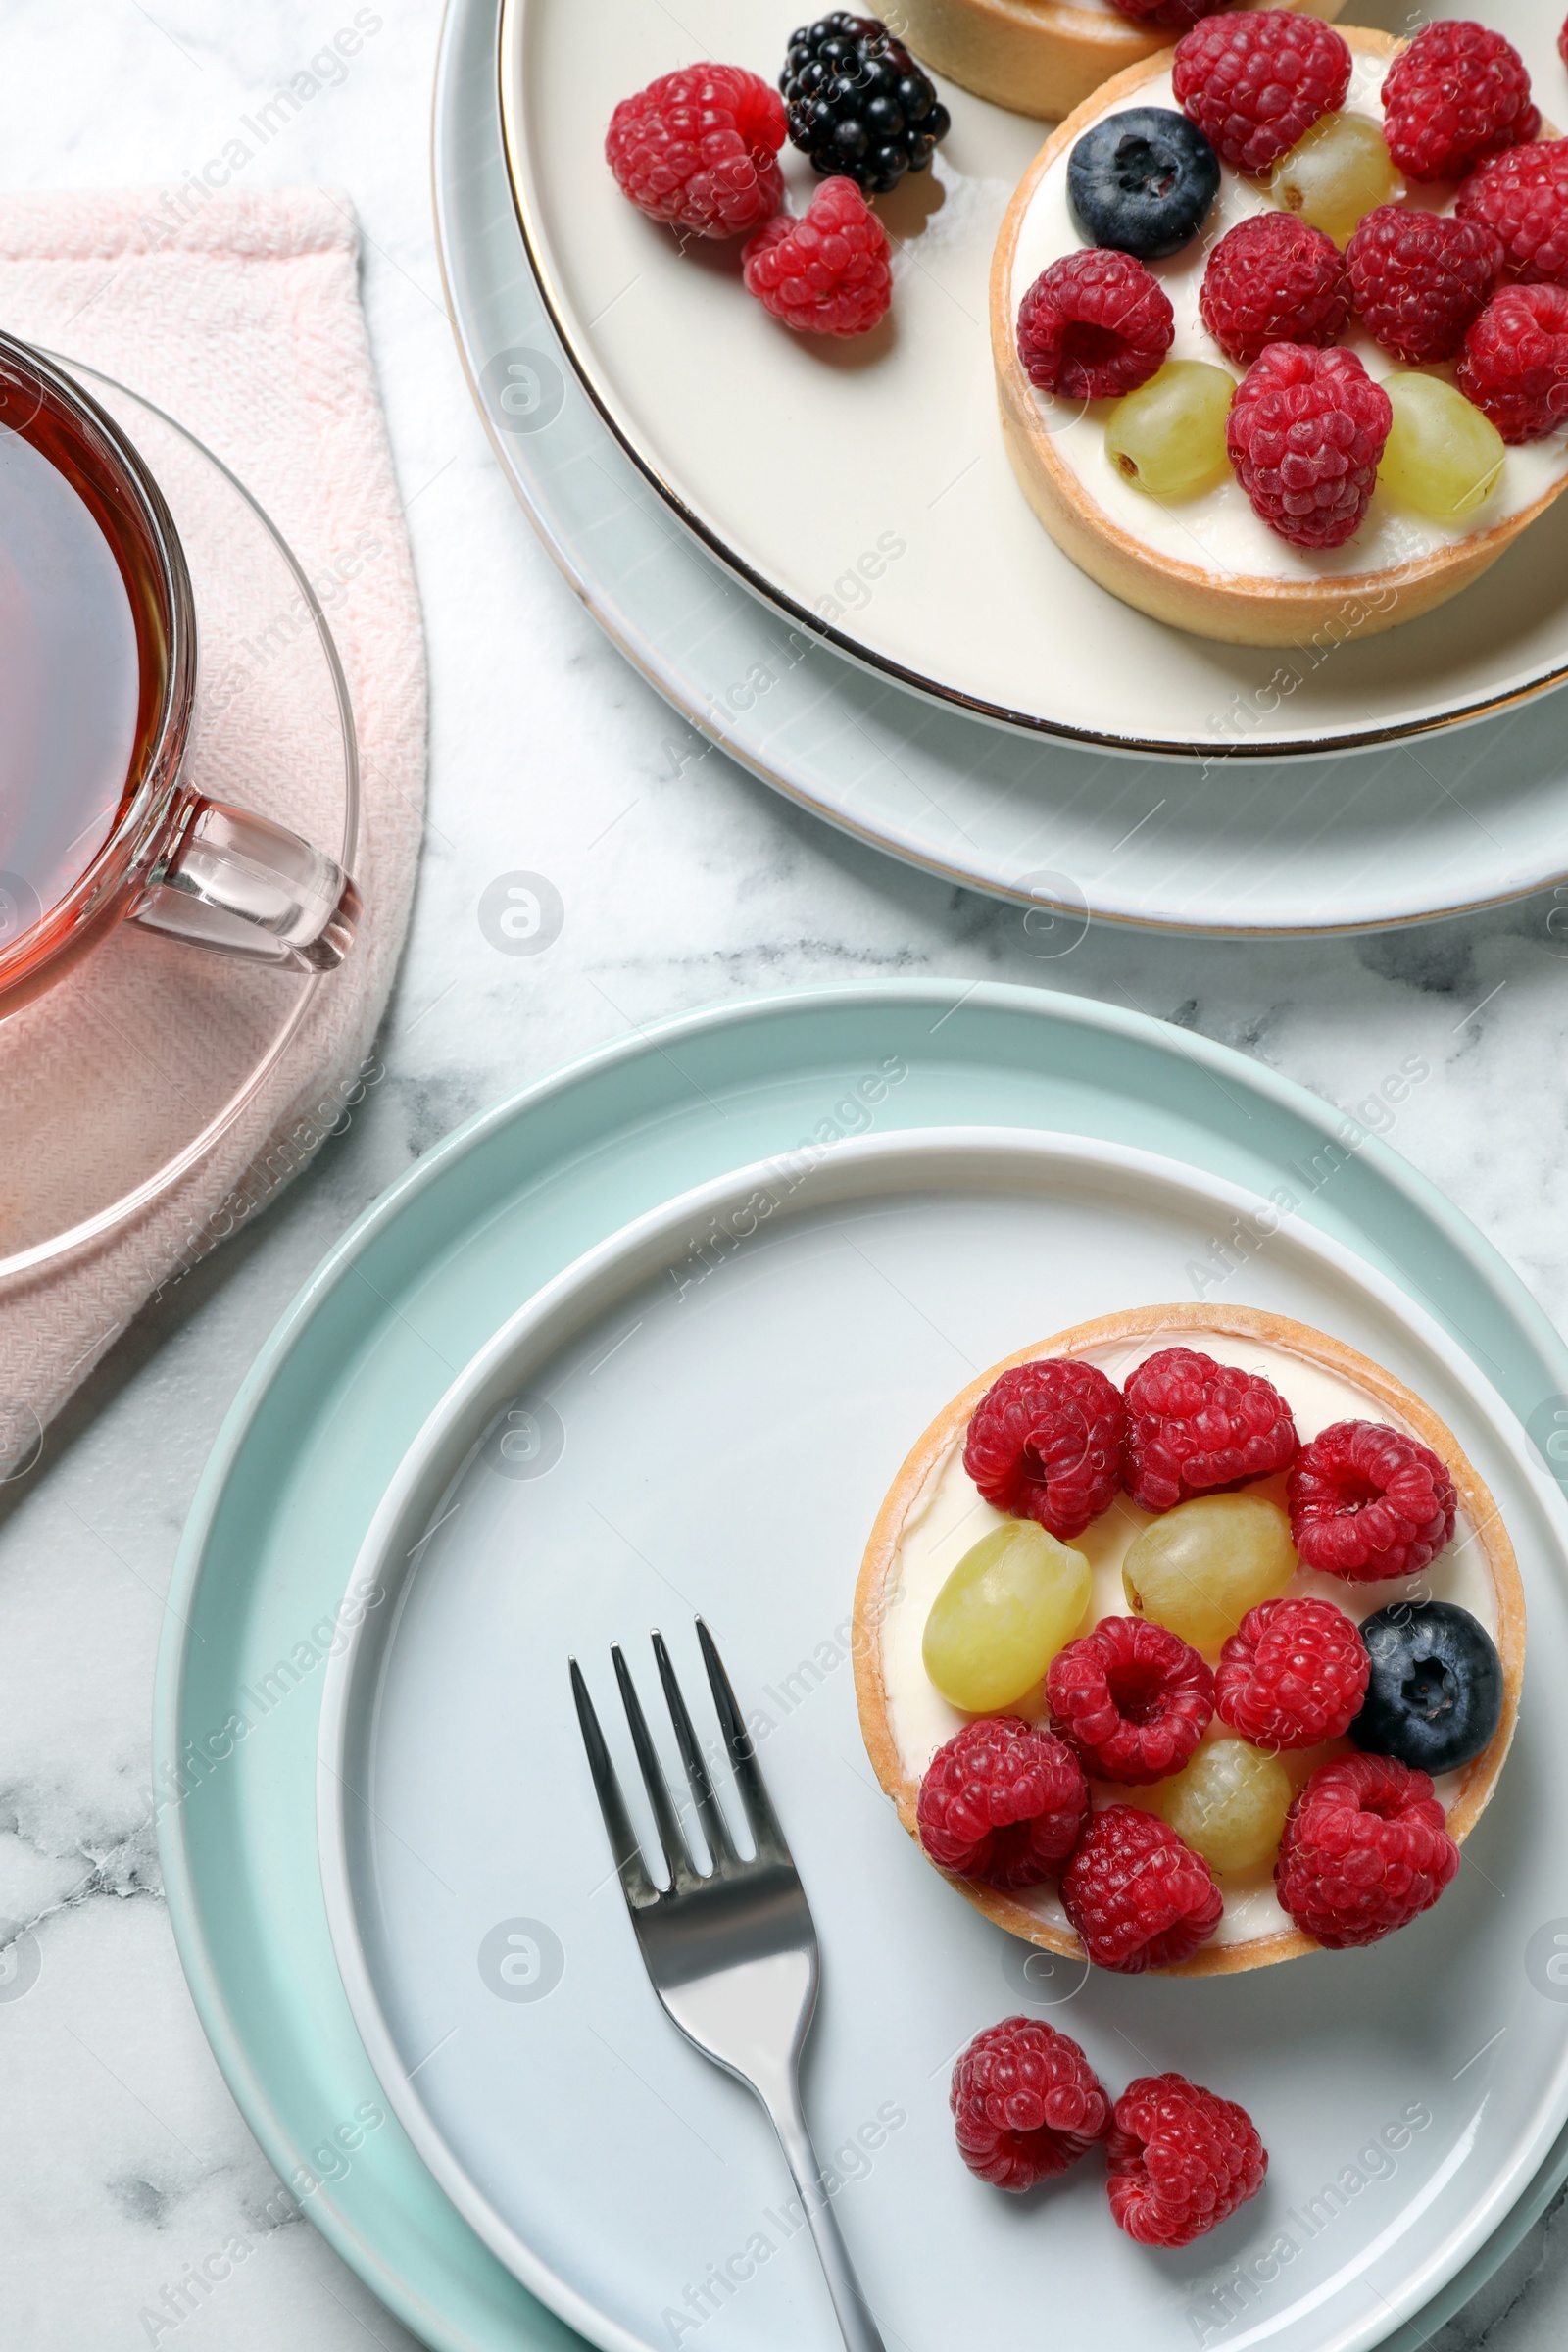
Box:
left=157, top=980, right=1568, bottom=2352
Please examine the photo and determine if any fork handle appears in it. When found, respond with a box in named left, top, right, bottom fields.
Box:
left=760, top=2078, right=888, bottom=2352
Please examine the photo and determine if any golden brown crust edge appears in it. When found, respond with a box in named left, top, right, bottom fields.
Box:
left=852, top=1301, right=1526, bottom=1980
left=987, top=29, right=1568, bottom=647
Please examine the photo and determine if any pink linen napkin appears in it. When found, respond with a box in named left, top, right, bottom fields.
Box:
left=0, top=189, right=426, bottom=1474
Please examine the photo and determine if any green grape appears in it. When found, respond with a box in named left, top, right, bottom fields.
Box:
left=1104, top=361, right=1235, bottom=500
left=1152, top=1739, right=1293, bottom=1874
left=1270, top=112, right=1398, bottom=246
left=922, top=1522, right=1091, bottom=1712
left=1123, top=1494, right=1297, bottom=1654
left=1378, top=372, right=1506, bottom=522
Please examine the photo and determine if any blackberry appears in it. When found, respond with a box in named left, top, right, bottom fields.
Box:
left=780, top=14, right=952, bottom=196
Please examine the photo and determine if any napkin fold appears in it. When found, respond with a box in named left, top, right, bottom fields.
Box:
left=0, top=188, right=426, bottom=1474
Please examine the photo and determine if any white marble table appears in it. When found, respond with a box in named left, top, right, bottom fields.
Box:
left=2, top=3, right=1568, bottom=2346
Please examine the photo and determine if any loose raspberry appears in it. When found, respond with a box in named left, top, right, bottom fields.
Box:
left=917, top=1716, right=1090, bottom=1889
left=1060, top=1804, right=1223, bottom=1972
left=1016, top=250, right=1174, bottom=401
left=1200, top=212, right=1350, bottom=368
left=1172, top=12, right=1351, bottom=177
left=1458, top=142, right=1568, bottom=287
left=1382, top=23, right=1539, bottom=183
left=742, top=177, right=892, bottom=337
left=1215, top=1596, right=1370, bottom=1748
left=1228, top=344, right=1392, bottom=550
left=1458, top=281, right=1568, bottom=440
left=951, top=2017, right=1112, bottom=2189
left=1124, top=1347, right=1298, bottom=1514
left=1275, top=1752, right=1460, bottom=1947
left=1347, top=205, right=1502, bottom=364
left=606, top=65, right=785, bottom=239
left=1048, top=1617, right=1213, bottom=1785
left=1106, top=0, right=1232, bottom=29
left=1288, top=1419, right=1456, bottom=1581
left=1107, top=2075, right=1267, bottom=2247
left=963, top=1359, right=1127, bottom=1540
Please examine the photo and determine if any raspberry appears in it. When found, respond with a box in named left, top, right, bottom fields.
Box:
left=1458, top=143, right=1568, bottom=288
left=742, top=177, right=892, bottom=337
left=1382, top=23, right=1539, bottom=184
left=1124, top=1347, right=1298, bottom=1513
left=1060, top=1804, right=1223, bottom=1972
left=1275, top=1752, right=1460, bottom=1947
left=1172, top=12, right=1351, bottom=177
left=1048, top=1617, right=1213, bottom=1785
left=606, top=66, right=785, bottom=239
left=963, top=1359, right=1127, bottom=1540
left=951, top=2017, right=1112, bottom=2189
left=1200, top=212, right=1350, bottom=368
left=1106, top=0, right=1232, bottom=29
left=1288, top=1419, right=1456, bottom=1580
left=1458, top=281, right=1568, bottom=441
left=1215, top=1596, right=1370, bottom=1748
left=1106, top=2075, right=1268, bottom=2247
left=1347, top=205, right=1502, bottom=364
left=917, top=1716, right=1090, bottom=1889
left=1227, top=344, right=1392, bottom=550
left=1016, top=250, right=1174, bottom=401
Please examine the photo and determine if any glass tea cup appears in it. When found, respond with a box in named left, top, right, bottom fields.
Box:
left=0, top=329, right=360, bottom=1018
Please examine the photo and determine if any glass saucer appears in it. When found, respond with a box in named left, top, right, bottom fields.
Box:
left=0, top=361, right=359, bottom=1277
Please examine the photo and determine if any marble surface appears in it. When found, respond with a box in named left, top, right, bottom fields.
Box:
left=4, top=4, right=1568, bottom=2347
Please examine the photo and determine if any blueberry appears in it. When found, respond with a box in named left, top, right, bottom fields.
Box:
left=1067, top=108, right=1221, bottom=263
left=1351, top=1600, right=1503, bottom=1776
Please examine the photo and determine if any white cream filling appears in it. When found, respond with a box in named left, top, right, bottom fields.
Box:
left=879, top=1330, right=1496, bottom=1948
left=1007, top=54, right=1568, bottom=581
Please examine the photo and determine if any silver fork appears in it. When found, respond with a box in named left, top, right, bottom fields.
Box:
left=570, top=1620, right=887, bottom=2352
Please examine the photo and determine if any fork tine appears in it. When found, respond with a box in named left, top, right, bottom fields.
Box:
left=570, top=1659, right=660, bottom=1910
left=696, top=1618, right=791, bottom=1864
left=612, top=1643, right=704, bottom=1893
left=653, top=1630, right=740, bottom=1871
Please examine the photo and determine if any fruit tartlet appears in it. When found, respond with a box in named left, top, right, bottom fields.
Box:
left=891, top=0, right=1343, bottom=126
left=990, top=16, right=1568, bottom=644
left=854, top=1303, right=1524, bottom=1977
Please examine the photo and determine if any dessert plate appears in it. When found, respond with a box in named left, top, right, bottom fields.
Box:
left=158, top=978, right=1568, bottom=2352
left=441, top=0, right=1568, bottom=932
left=317, top=1127, right=1568, bottom=2352
left=498, top=0, right=1568, bottom=757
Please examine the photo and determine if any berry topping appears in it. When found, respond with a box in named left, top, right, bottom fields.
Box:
left=1346, top=206, right=1503, bottom=365
left=1106, top=2075, right=1268, bottom=2247
left=1060, top=1804, right=1223, bottom=1971
left=606, top=66, right=785, bottom=240
left=1458, top=142, right=1568, bottom=288
left=1216, top=1595, right=1370, bottom=1748
left=1152, top=1738, right=1293, bottom=1875
left=1382, top=22, right=1539, bottom=185
left=1288, top=1419, right=1457, bottom=1580
left=780, top=13, right=951, bottom=194
left=1047, top=1615, right=1213, bottom=1784
left=923, top=1523, right=1092, bottom=1712
left=1106, top=361, right=1236, bottom=499
left=1227, top=343, right=1392, bottom=549
left=1123, top=1347, right=1299, bottom=1513
left=1275, top=1751, right=1460, bottom=1947
left=1271, top=111, right=1398, bottom=249
left=1458, top=281, right=1568, bottom=441
left=1351, top=1599, right=1505, bottom=1775
left=1172, top=12, right=1351, bottom=178
left=964, top=1358, right=1127, bottom=1539
left=951, top=2017, right=1112, bottom=2189
left=743, top=177, right=893, bottom=337
left=1199, top=211, right=1351, bottom=368
left=1102, top=0, right=1230, bottom=25
left=917, top=1715, right=1090, bottom=1889
left=1016, top=251, right=1174, bottom=400
left=1067, top=108, right=1221, bottom=261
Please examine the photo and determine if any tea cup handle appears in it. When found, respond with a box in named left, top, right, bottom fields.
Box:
left=129, top=797, right=360, bottom=972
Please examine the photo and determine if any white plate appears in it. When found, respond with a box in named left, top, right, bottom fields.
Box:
left=499, top=0, right=1568, bottom=759
left=318, top=1127, right=1568, bottom=2352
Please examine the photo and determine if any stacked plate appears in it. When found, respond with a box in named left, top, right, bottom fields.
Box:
left=437, top=0, right=1568, bottom=933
